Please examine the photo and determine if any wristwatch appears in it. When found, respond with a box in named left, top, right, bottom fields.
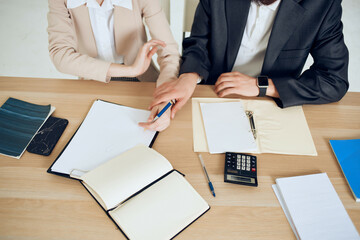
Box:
left=257, top=76, right=269, bottom=97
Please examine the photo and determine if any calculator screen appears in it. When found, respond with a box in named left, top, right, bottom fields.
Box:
left=226, top=175, right=255, bottom=184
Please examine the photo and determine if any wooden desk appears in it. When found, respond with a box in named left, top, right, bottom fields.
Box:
left=0, top=77, right=359, bottom=240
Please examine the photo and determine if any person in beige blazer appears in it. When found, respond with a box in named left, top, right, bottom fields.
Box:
left=47, top=0, right=180, bottom=131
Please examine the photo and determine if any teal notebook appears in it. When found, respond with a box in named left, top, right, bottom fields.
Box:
left=0, top=98, right=54, bottom=159
left=330, top=139, right=360, bottom=202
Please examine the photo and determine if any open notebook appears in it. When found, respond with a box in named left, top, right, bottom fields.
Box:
left=192, top=98, right=317, bottom=156
left=81, top=145, right=210, bottom=240
left=48, top=100, right=158, bottom=179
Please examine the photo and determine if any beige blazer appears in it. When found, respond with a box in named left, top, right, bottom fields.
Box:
left=47, top=0, right=180, bottom=85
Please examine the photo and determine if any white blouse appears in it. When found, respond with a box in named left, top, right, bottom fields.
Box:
left=232, top=0, right=281, bottom=77
left=67, top=0, right=133, bottom=64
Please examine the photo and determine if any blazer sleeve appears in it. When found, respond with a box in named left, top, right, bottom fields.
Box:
left=179, top=0, right=212, bottom=81
left=47, top=0, right=111, bottom=82
left=140, top=0, right=180, bottom=87
left=272, top=0, right=349, bottom=108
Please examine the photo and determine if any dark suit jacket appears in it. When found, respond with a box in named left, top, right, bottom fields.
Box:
left=179, top=0, right=349, bottom=108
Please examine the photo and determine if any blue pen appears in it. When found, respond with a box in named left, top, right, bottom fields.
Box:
left=198, top=154, right=216, bottom=197
left=152, top=101, right=173, bottom=122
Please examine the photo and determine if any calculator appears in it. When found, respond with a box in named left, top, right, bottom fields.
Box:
left=224, top=152, right=258, bottom=187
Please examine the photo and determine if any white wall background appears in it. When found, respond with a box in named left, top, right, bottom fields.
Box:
left=0, top=0, right=359, bottom=92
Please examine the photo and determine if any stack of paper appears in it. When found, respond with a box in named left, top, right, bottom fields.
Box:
left=272, top=173, right=359, bottom=240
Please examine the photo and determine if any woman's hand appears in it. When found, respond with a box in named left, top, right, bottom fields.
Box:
left=106, top=39, right=166, bottom=78
left=138, top=102, right=171, bottom=132
left=132, top=39, right=166, bottom=76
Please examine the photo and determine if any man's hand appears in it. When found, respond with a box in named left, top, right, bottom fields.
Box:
left=150, top=73, right=199, bottom=119
left=138, top=102, right=170, bottom=132
left=215, top=72, right=279, bottom=98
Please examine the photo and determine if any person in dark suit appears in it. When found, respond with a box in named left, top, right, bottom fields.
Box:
left=150, top=0, right=349, bottom=120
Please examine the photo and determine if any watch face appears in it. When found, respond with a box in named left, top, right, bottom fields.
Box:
left=258, top=76, right=269, bottom=87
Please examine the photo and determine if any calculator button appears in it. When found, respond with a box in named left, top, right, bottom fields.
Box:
left=251, top=168, right=256, bottom=172
left=246, top=167, right=250, bottom=171
left=246, top=156, right=250, bottom=160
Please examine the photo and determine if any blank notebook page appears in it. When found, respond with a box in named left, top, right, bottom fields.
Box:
left=274, top=173, right=359, bottom=240
left=109, top=171, right=209, bottom=240
left=81, top=145, right=173, bottom=210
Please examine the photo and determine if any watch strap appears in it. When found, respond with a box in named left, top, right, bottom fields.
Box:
left=258, top=86, right=267, bottom=97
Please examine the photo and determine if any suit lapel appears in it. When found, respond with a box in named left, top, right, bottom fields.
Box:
left=70, top=5, right=97, bottom=57
left=226, top=0, right=251, bottom=71
left=261, top=0, right=306, bottom=74
left=114, top=6, right=137, bottom=62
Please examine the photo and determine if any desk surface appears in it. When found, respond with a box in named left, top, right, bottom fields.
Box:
left=1, top=77, right=359, bottom=240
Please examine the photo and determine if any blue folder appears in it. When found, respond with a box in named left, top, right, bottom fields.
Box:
left=330, top=139, right=360, bottom=202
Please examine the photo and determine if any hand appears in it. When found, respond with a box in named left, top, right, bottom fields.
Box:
left=132, top=39, right=166, bottom=76
left=215, top=72, right=259, bottom=97
left=132, top=39, right=166, bottom=77
left=150, top=73, right=199, bottom=119
left=106, top=39, right=166, bottom=78
left=215, top=72, right=279, bottom=98
left=138, top=102, right=171, bottom=132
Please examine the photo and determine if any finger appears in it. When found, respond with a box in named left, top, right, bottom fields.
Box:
left=170, top=100, right=186, bottom=119
left=217, top=87, right=239, bottom=98
left=214, top=81, right=235, bottom=94
left=150, top=92, right=177, bottom=109
left=141, top=41, right=160, bottom=55
left=147, top=39, right=166, bottom=48
left=147, top=46, right=158, bottom=59
left=215, top=75, right=236, bottom=87
left=139, top=115, right=170, bottom=131
left=144, top=40, right=166, bottom=53
left=147, top=107, right=158, bottom=122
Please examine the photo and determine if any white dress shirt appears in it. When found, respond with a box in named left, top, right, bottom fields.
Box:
left=67, top=0, right=133, bottom=64
left=232, top=0, right=281, bottom=77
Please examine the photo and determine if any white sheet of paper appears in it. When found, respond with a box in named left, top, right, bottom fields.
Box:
left=51, top=100, right=156, bottom=177
left=200, top=102, right=257, bottom=154
left=273, top=173, right=360, bottom=240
